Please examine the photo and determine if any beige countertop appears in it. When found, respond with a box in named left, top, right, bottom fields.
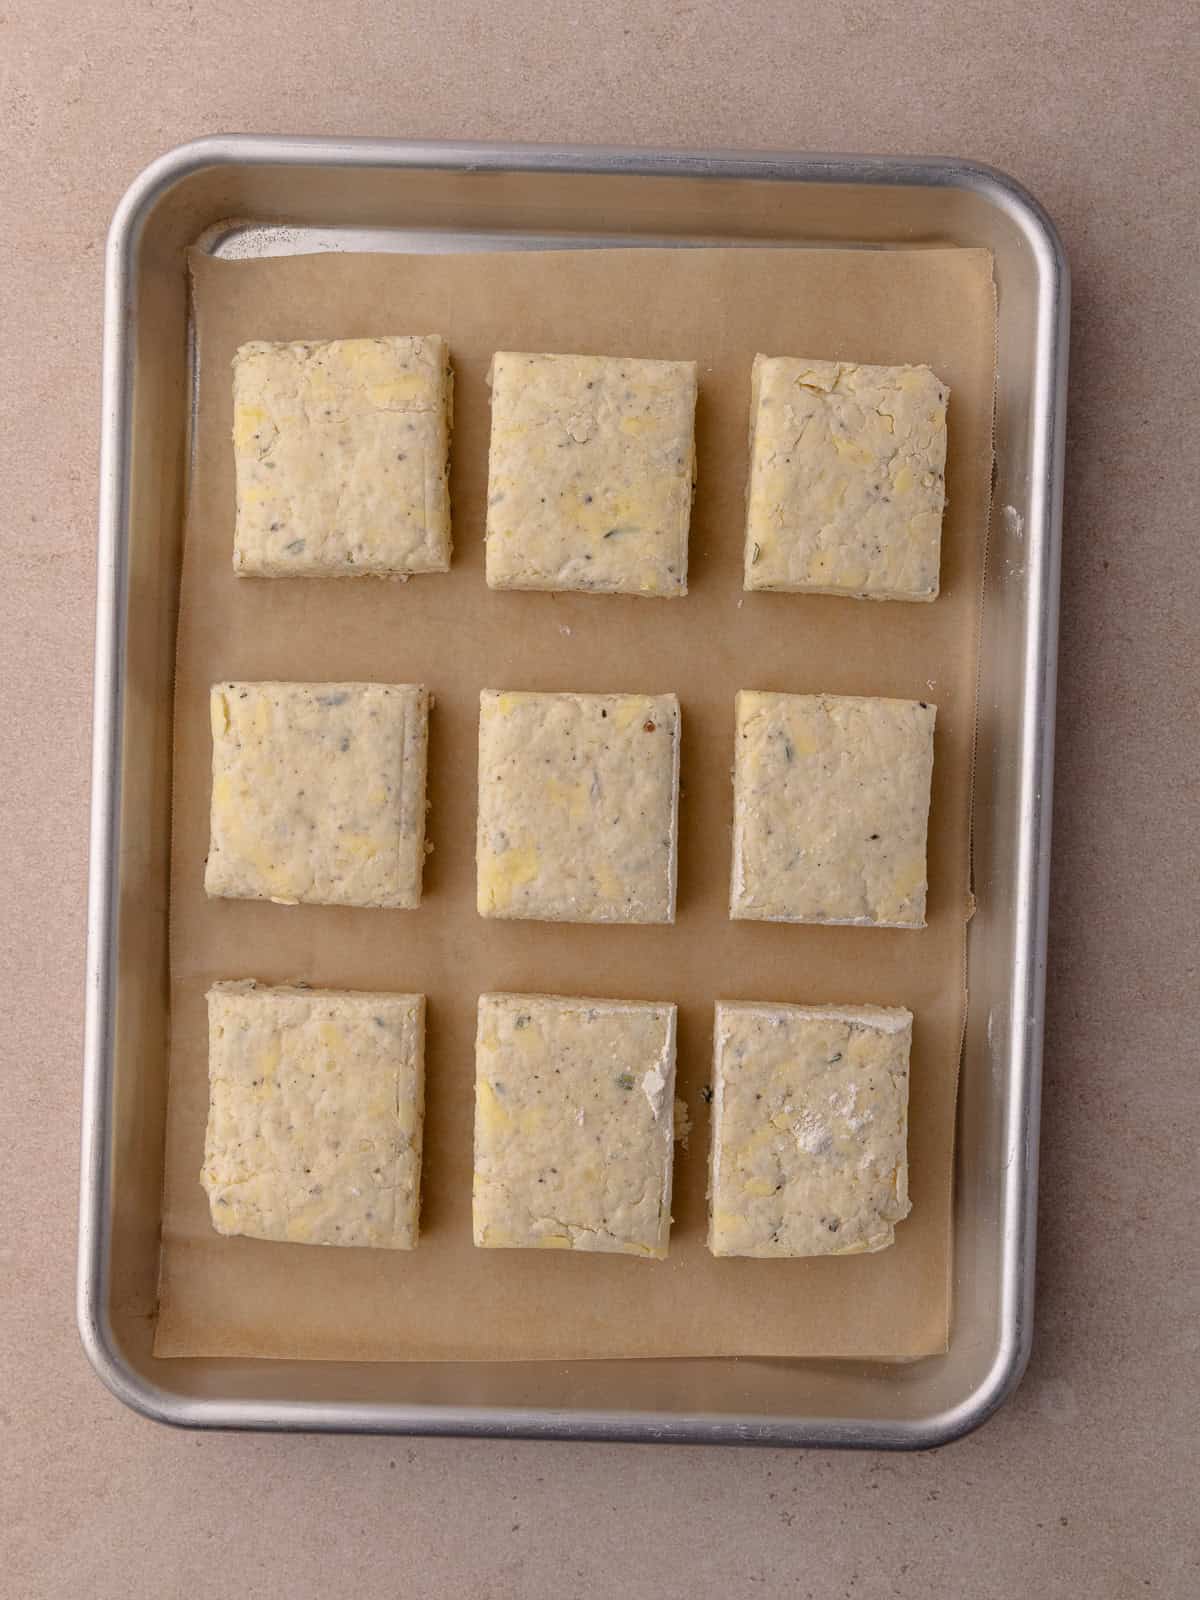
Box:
left=2, top=1, right=1197, bottom=1595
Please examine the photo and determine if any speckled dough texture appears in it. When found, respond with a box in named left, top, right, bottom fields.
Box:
left=473, top=993, right=677, bottom=1257
left=204, top=681, right=429, bottom=909
left=744, top=357, right=948, bottom=600
left=476, top=689, right=680, bottom=923
left=202, top=982, right=425, bottom=1248
left=709, top=1002, right=911, bottom=1258
left=485, top=352, right=696, bottom=596
left=730, top=690, right=936, bottom=927
left=232, top=335, right=452, bottom=577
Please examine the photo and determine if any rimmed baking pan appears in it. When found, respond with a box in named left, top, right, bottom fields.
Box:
left=79, top=137, right=1067, bottom=1446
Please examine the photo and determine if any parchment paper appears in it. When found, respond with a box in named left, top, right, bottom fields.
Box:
left=155, top=244, right=995, bottom=1361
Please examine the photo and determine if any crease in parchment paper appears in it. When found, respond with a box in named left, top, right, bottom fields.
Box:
left=154, top=244, right=995, bottom=1362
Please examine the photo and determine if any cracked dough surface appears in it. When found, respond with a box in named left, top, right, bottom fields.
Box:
left=744, top=357, right=948, bottom=600
left=473, top=992, right=677, bottom=1257
left=709, top=1002, right=912, bottom=1258
left=205, top=681, right=429, bottom=909
left=476, top=689, right=679, bottom=924
left=730, top=690, right=936, bottom=927
left=485, top=351, right=696, bottom=596
left=201, top=981, right=425, bottom=1249
left=232, top=335, right=452, bottom=576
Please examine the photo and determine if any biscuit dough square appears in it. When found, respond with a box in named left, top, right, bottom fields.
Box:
left=202, top=981, right=425, bottom=1248
left=473, top=992, right=677, bottom=1257
left=730, top=691, right=936, bottom=928
left=232, top=335, right=452, bottom=577
left=476, top=690, right=680, bottom=924
left=485, top=352, right=696, bottom=596
left=709, top=1001, right=912, bottom=1258
left=205, top=681, right=429, bottom=909
left=744, top=357, right=948, bottom=601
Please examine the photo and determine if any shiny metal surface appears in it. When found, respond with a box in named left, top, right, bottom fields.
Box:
left=80, top=137, right=1068, bottom=1446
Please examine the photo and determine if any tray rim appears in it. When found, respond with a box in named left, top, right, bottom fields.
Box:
left=79, top=134, right=1068, bottom=1448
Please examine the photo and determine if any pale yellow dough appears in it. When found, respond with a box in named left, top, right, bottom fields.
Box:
left=232, top=335, right=452, bottom=577
left=744, top=356, right=948, bottom=600
left=485, top=352, right=696, bottom=596
left=476, top=689, right=680, bottom=924
left=205, top=681, right=429, bottom=909
left=709, top=1002, right=912, bottom=1258
left=473, top=993, right=677, bottom=1257
left=730, top=691, right=936, bottom=928
left=202, top=981, right=425, bottom=1249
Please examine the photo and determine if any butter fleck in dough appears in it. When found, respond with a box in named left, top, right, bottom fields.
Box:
left=485, top=352, right=696, bottom=597
left=744, top=357, right=948, bottom=600
left=730, top=691, right=935, bottom=928
left=709, top=1002, right=912, bottom=1258
left=473, top=992, right=677, bottom=1257
left=477, top=689, right=679, bottom=923
left=202, top=981, right=425, bottom=1249
left=232, top=335, right=452, bottom=577
left=205, top=681, right=429, bottom=909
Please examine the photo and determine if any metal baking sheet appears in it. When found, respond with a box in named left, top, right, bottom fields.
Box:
left=79, top=137, right=1067, bottom=1446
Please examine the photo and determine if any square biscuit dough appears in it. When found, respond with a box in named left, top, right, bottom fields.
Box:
left=477, top=690, right=680, bottom=924
left=205, top=681, right=429, bottom=910
left=744, top=357, right=949, bottom=601
left=473, top=992, right=677, bottom=1257
left=202, top=981, right=425, bottom=1248
left=730, top=691, right=936, bottom=928
left=232, top=335, right=452, bottom=577
left=485, top=352, right=697, bottom=597
left=709, top=1002, right=912, bottom=1258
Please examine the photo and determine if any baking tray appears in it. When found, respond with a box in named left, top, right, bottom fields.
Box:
left=79, top=136, right=1067, bottom=1447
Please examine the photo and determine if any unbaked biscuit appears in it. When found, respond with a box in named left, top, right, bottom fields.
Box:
left=744, top=357, right=948, bottom=601
left=709, top=1001, right=912, bottom=1258
left=485, top=352, right=696, bottom=596
left=730, top=690, right=935, bottom=927
left=205, top=681, right=429, bottom=909
left=476, top=689, right=680, bottom=924
left=202, top=981, right=425, bottom=1249
left=473, top=992, right=677, bottom=1257
left=232, top=335, right=452, bottom=577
